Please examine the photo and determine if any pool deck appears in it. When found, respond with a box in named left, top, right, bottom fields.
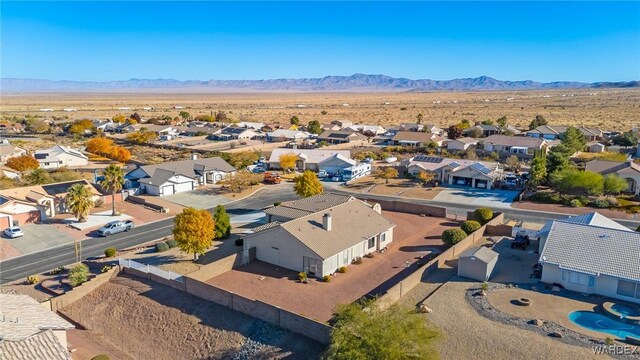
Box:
left=488, top=287, right=611, bottom=340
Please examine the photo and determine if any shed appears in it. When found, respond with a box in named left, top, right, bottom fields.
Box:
left=458, top=247, right=499, bottom=282
left=587, top=142, right=605, bottom=153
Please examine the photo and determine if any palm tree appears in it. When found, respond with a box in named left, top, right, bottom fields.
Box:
left=66, top=184, right=94, bottom=222
left=100, top=164, right=125, bottom=216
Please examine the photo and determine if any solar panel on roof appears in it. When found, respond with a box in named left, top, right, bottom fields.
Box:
left=414, top=155, right=443, bottom=163
left=470, top=163, right=492, bottom=175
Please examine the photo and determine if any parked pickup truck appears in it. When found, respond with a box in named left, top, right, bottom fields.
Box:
left=97, top=220, right=134, bottom=237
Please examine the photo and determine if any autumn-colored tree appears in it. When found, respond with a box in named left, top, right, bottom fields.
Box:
left=279, top=153, right=298, bottom=173
left=293, top=170, right=324, bottom=198
left=127, top=131, right=156, bottom=144
left=112, top=114, right=127, bottom=123
left=100, top=164, right=125, bottom=216
left=415, top=171, right=435, bottom=186
left=374, top=167, right=399, bottom=184
left=68, top=119, right=95, bottom=135
left=173, top=207, right=215, bottom=261
left=224, top=172, right=262, bottom=193
left=108, top=146, right=131, bottom=163
left=66, top=184, right=94, bottom=222
left=228, top=151, right=260, bottom=169
left=6, top=154, right=39, bottom=172
left=86, top=137, right=114, bottom=155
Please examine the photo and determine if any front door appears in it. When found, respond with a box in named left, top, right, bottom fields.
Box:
left=304, top=256, right=318, bottom=276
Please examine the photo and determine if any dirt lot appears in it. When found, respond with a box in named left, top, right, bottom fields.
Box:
left=64, top=274, right=324, bottom=360
left=513, top=200, right=637, bottom=220
left=2, top=90, right=639, bottom=131
left=207, top=212, right=460, bottom=322
left=346, top=177, right=443, bottom=200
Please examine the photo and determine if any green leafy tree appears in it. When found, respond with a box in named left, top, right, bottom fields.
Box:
left=546, top=145, right=572, bottom=176
left=528, top=148, right=547, bottom=188
left=560, top=127, right=587, bottom=153
left=100, top=164, right=125, bottom=216
left=213, top=205, right=231, bottom=238
left=528, top=115, right=548, bottom=130
left=289, top=116, right=300, bottom=125
left=496, top=116, right=508, bottom=129
left=550, top=169, right=604, bottom=195
left=480, top=119, right=494, bottom=125
left=326, top=299, right=440, bottom=360
left=173, top=207, right=215, bottom=261
left=293, top=170, right=324, bottom=198
left=458, top=119, right=471, bottom=129
left=612, top=132, right=640, bottom=147
left=307, top=120, right=322, bottom=135
left=603, top=174, right=628, bottom=195
left=66, top=184, right=94, bottom=222
left=179, top=111, right=191, bottom=121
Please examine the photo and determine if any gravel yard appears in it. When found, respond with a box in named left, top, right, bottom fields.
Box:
left=410, top=280, right=607, bottom=360
left=64, top=274, right=324, bottom=360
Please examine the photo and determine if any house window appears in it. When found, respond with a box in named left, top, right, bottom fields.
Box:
left=617, top=280, right=640, bottom=299
left=380, top=233, right=386, bottom=243
left=561, top=270, right=595, bottom=287
left=367, top=237, right=375, bottom=249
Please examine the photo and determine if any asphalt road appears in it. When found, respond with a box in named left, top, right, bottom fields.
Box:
left=0, top=185, right=298, bottom=285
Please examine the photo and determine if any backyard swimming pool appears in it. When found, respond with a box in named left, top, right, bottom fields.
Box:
left=569, top=311, right=640, bottom=339
left=612, top=303, right=640, bottom=318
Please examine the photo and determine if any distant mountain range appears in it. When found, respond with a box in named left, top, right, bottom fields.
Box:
left=1, top=74, right=638, bottom=92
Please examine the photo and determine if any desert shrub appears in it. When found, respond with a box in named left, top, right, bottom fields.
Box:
left=165, top=239, right=178, bottom=248
left=323, top=275, right=332, bottom=282
left=605, top=337, right=614, bottom=345
left=235, top=239, right=244, bottom=246
left=480, top=282, right=489, bottom=291
left=104, top=247, right=116, bottom=258
left=49, top=266, right=64, bottom=275
left=460, top=220, right=482, bottom=235
left=589, top=198, right=611, bottom=208
left=26, top=275, right=39, bottom=284
left=298, top=272, right=308, bottom=282
left=91, top=355, right=111, bottom=360
left=472, top=207, right=493, bottom=224
left=155, top=242, right=169, bottom=252
left=338, top=266, right=347, bottom=273
left=364, top=253, right=374, bottom=258
left=273, top=201, right=282, bottom=206
left=352, top=257, right=363, bottom=265
left=94, top=198, right=105, bottom=208
left=570, top=199, right=585, bottom=208
left=442, top=228, right=468, bottom=246
left=101, top=265, right=112, bottom=273
left=68, top=264, right=89, bottom=287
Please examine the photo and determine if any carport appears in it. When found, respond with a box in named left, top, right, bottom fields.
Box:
left=458, top=247, right=499, bottom=282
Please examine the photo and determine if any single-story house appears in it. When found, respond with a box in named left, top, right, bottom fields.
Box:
left=404, top=155, right=503, bottom=189
left=317, top=130, right=367, bottom=144
left=458, top=247, right=499, bottom=282
left=268, top=148, right=353, bottom=172
left=125, top=156, right=236, bottom=195
left=481, top=135, right=547, bottom=156
left=330, top=120, right=353, bottom=129
left=539, top=221, right=640, bottom=304
left=33, top=145, right=89, bottom=170
left=210, top=127, right=258, bottom=141
left=586, top=142, right=606, bottom=153
left=466, top=124, right=501, bottom=137
left=536, top=212, right=633, bottom=254
left=446, top=137, right=478, bottom=151
left=526, top=125, right=603, bottom=141
left=347, top=124, right=386, bottom=135
left=0, top=139, right=26, bottom=163
left=266, top=129, right=311, bottom=142
left=322, top=123, right=342, bottom=132
left=0, top=179, right=102, bottom=225
left=391, top=132, right=445, bottom=147
left=0, top=294, right=74, bottom=360
left=236, top=121, right=265, bottom=130
left=399, top=123, right=424, bottom=132
left=0, top=165, right=20, bottom=179
left=246, top=194, right=395, bottom=278
left=92, top=119, right=116, bottom=132
left=585, top=160, right=640, bottom=195
left=422, top=124, right=444, bottom=135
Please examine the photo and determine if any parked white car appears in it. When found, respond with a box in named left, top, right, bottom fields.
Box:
left=4, top=226, right=24, bottom=238
left=97, top=220, right=134, bottom=237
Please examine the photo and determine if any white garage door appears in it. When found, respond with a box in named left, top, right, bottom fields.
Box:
left=161, top=185, right=175, bottom=196
left=173, top=181, right=194, bottom=194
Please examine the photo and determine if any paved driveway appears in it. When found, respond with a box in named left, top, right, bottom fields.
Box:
left=4, top=223, right=75, bottom=254
left=433, top=186, right=520, bottom=209
left=161, top=188, right=228, bottom=209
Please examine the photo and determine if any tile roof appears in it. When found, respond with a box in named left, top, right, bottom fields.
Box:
left=279, top=200, right=395, bottom=259
left=0, top=180, right=99, bottom=204
left=264, top=193, right=353, bottom=220
left=138, top=169, right=194, bottom=186
left=538, top=212, right=632, bottom=236
left=318, top=130, right=365, bottom=141
left=406, top=156, right=499, bottom=173
left=391, top=132, right=439, bottom=143
left=250, top=221, right=281, bottom=233
left=268, top=149, right=351, bottom=165
left=585, top=160, right=640, bottom=175
left=0, top=330, right=71, bottom=360
left=0, top=294, right=74, bottom=341
left=540, top=221, right=640, bottom=282
left=132, top=157, right=235, bottom=179
left=482, top=135, right=546, bottom=148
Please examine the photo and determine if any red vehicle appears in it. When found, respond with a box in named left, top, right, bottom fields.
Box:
left=263, top=172, right=282, bottom=184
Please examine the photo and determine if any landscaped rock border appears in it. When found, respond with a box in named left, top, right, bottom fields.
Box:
left=466, top=282, right=640, bottom=360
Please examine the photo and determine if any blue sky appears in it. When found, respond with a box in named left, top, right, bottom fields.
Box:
left=1, top=1, right=639, bottom=82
